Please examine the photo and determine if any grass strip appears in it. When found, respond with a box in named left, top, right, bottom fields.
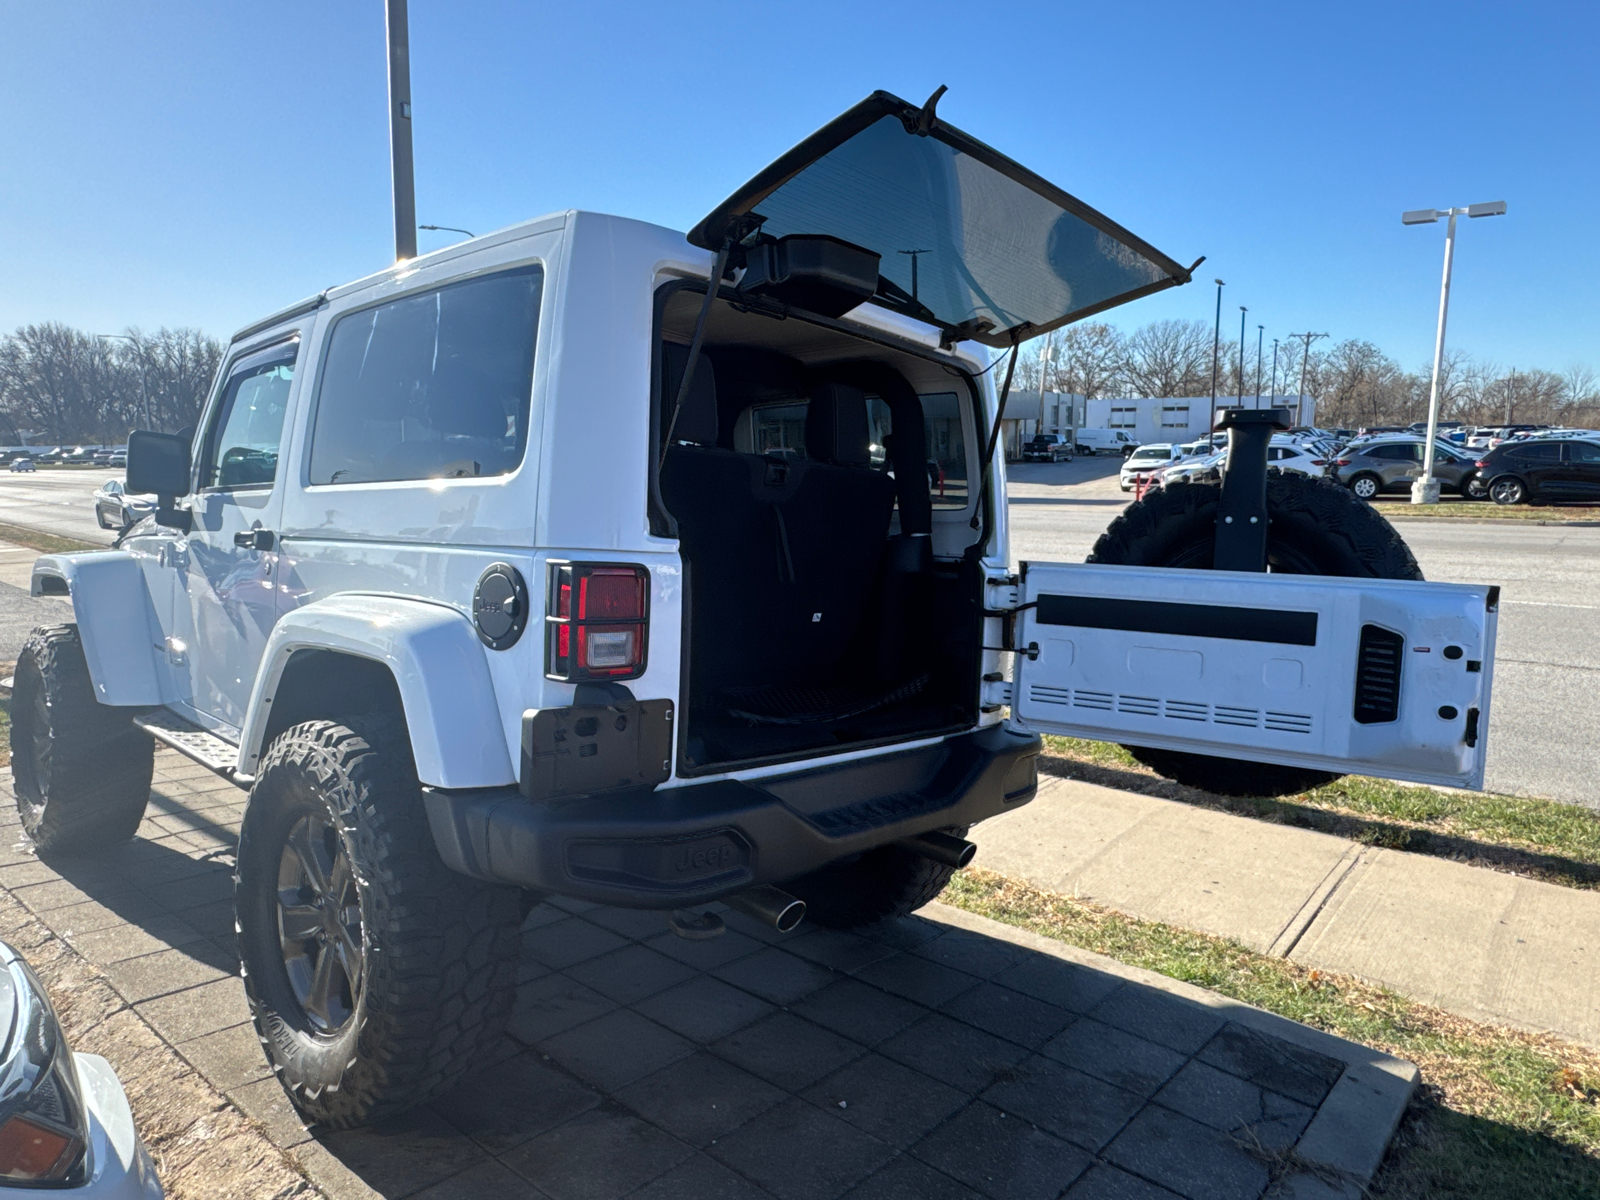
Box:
left=0, top=522, right=98, bottom=554
left=1379, top=503, right=1600, bottom=523
left=943, top=867, right=1600, bottom=1198
left=1044, top=735, right=1600, bottom=889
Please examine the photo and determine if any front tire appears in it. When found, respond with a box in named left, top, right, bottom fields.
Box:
left=1088, top=476, right=1424, bottom=797
left=783, top=827, right=968, bottom=929
left=10, top=625, right=153, bottom=852
left=236, top=719, right=522, bottom=1128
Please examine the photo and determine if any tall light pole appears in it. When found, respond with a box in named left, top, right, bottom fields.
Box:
left=1402, top=201, right=1506, bottom=503
left=1255, top=325, right=1264, bottom=408
left=1035, top=329, right=1054, bottom=440
left=386, top=0, right=417, bottom=262
left=1237, top=306, right=1247, bottom=408
left=1271, top=338, right=1280, bottom=405
left=1209, top=279, right=1224, bottom=415
left=1287, top=332, right=1328, bottom=427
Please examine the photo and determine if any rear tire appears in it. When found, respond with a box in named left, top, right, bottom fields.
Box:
left=1349, top=473, right=1381, bottom=501
left=236, top=718, right=522, bottom=1128
left=1088, top=476, right=1424, bottom=797
left=783, top=827, right=968, bottom=929
left=10, top=625, right=152, bottom=852
left=1490, top=477, right=1526, bottom=505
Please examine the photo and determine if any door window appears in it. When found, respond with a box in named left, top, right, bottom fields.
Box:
left=1511, top=443, right=1560, bottom=462
left=200, top=341, right=298, bottom=489
left=1566, top=441, right=1600, bottom=464
left=309, top=265, right=544, bottom=485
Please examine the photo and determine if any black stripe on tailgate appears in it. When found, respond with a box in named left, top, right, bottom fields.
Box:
left=1035, top=595, right=1318, bottom=647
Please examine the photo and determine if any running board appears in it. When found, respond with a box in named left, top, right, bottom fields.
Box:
left=133, top=709, right=240, bottom=777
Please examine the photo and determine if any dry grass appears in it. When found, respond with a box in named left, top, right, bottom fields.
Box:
left=944, top=868, right=1600, bottom=1198
left=1381, top=502, right=1600, bottom=524
left=0, top=522, right=98, bottom=554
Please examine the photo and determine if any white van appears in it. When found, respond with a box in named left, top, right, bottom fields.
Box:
left=1075, top=428, right=1136, bottom=457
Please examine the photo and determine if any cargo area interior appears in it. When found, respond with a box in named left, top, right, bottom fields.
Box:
left=655, top=285, right=985, bottom=773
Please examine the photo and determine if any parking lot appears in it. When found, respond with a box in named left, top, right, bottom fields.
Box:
left=2, top=459, right=1596, bottom=807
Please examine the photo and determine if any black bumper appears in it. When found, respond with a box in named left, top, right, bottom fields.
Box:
left=423, top=725, right=1041, bottom=909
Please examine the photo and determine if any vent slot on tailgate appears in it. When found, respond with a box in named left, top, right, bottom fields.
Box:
left=1354, top=624, right=1404, bottom=725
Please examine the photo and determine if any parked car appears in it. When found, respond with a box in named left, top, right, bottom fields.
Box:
left=1075, top=428, right=1137, bottom=457
left=108, top=452, right=126, bottom=469
left=1121, top=442, right=1184, bottom=490
left=1021, top=433, right=1073, bottom=462
left=9, top=457, right=36, bottom=473
left=15, top=87, right=1499, bottom=1135
left=1157, top=449, right=1224, bottom=485
left=1477, top=437, right=1600, bottom=505
left=92, top=480, right=155, bottom=530
left=1335, top=438, right=1483, bottom=500
left=1264, top=439, right=1331, bottom=478
left=0, top=940, right=162, bottom=1195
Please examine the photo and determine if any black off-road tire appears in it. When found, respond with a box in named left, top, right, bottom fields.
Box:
left=10, top=625, right=153, bottom=852
left=235, top=718, right=522, bottom=1128
left=1088, top=476, right=1424, bottom=798
left=782, top=826, right=969, bottom=929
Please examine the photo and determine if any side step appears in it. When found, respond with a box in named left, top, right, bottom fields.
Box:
left=133, top=709, right=241, bottom=777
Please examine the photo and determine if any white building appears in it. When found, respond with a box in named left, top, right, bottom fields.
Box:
left=999, top=391, right=1317, bottom=457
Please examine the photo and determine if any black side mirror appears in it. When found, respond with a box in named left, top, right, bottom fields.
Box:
left=126, top=430, right=192, bottom=532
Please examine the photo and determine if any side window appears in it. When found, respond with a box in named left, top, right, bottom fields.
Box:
left=1568, top=441, right=1600, bottom=464
left=1515, top=443, right=1560, bottom=462
left=863, top=392, right=970, bottom=510
left=309, top=265, right=544, bottom=485
left=739, top=403, right=809, bottom=457
left=200, top=341, right=297, bottom=489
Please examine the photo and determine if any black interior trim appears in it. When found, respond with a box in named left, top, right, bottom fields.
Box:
left=1036, top=595, right=1319, bottom=647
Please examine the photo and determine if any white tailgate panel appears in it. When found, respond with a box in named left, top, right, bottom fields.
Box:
left=1013, top=563, right=1498, bottom=789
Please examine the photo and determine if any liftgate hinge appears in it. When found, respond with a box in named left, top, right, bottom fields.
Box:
left=981, top=578, right=1039, bottom=661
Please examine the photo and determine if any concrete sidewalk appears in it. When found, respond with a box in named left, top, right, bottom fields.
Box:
left=975, top=775, right=1600, bottom=1047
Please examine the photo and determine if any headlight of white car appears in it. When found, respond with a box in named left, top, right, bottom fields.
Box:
left=0, top=946, right=90, bottom=1185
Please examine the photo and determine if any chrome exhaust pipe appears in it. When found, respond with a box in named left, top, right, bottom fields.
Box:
left=726, top=885, right=807, bottom=933
left=900, top=830, right=977, bottom=870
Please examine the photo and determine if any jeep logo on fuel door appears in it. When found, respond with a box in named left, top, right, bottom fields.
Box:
left=674, top=839, right=740, bottom=875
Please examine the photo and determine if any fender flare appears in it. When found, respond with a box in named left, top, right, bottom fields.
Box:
left=237, top=594, right=516, bottom=789
left=30, top=552, right=165, bottom=705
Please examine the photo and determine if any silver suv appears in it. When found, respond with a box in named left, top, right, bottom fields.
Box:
left=1335, top=437, right=1484, bottom=500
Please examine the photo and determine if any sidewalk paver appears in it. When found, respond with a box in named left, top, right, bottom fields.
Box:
left=0, top=750, right=1414, bottom=1199
left=976, top=773, right=1600, bottom=1049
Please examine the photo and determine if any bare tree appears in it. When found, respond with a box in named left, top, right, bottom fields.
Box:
left=1120, top=319, right=1212, bottom=399
left=1055, top=322, right=1124, bottom=399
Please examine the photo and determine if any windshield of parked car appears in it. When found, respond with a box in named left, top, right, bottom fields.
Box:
left=1128, top=447, right=1170, bottom=463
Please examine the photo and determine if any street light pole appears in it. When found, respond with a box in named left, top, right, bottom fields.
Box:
left=1036, top=329, right=1053, bottom=441
left=1255, top=325, right=1264, bottom=408
left=1209, top=279, right=1224, bottom=415
left=386, top=0, right=417, bottom=262
left=1271, top=338, right=1280, bottom=406
left=1403, top=201, right=1506, bottom=503
left=1237, top=307, right=1247, bottom=409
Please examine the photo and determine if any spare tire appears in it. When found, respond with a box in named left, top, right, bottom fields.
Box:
left=1087, top=475, right=1423, bottom=797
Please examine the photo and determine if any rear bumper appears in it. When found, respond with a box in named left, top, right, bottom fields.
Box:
left=423, top=725, right=1041, bottom=908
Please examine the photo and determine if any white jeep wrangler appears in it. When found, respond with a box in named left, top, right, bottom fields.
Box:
left=12, top=90, right=1498, bottom=1128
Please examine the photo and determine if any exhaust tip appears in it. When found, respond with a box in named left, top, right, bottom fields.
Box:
left=772, top=897, right=807, bottom=933
left=725, top=885, right=807, bottom=933
left=901, top=830, right=977, bottom=869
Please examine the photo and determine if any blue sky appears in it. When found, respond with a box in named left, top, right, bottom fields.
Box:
left=1, top=2, right=1593, bottom=373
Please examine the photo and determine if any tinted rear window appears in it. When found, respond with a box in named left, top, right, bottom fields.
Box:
left=309, top=265, right=543, bottom=485
left=1508, top=442, right=1560, bottom=461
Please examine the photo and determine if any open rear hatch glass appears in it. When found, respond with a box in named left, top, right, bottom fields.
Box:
left=689, top=89, right=1198, bottom=347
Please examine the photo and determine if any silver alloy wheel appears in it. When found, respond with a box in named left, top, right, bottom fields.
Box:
left=1490, top=478, right=1525, bottom=506
left=1351, top=476, right=1379, bottom=500
left=276, top=811, right=363, bottom=1032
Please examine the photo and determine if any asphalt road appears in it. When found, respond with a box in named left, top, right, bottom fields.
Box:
left=1, top=461, right=1594, bottom=807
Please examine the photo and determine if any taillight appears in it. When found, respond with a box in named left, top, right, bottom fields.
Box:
left=546, top=562, right=649, bottom=681
left=1475, top=460, right=1489, bottom=469
left=1310, top=459, right=1326, bottom=466
left=1334, top=458, right=1352, bottom=466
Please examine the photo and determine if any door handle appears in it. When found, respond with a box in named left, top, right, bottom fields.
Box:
left=234, top=529, right=276, bottom=551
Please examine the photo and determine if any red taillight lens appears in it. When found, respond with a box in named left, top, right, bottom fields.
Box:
left=0, top=1114, right=79, bottom=1182
left=1310, top=459, right=1326, bottom=466
left=1476, top=460, right=1489, bottom=468
left=1334, top=458, right=1352, bottom=466
left=547, top=563, right=648, bottom=681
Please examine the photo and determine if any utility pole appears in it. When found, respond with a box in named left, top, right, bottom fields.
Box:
left=386, top=0, right=417, bottom=262
left=1255, top=325, right=1264, bottom=408
left=1287, top=332, right=1328, bottom=427
left=897, top=249, right=928, bottom=305
left=1504, top=368, right=1515, bottom=426
left=1238, top=307, right=1247, bottom=409
left=1210, top=279, right=1224, bottom=415
left=1036, top=330, right=1053, bottom=441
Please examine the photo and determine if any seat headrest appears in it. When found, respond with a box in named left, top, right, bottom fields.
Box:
left=806, top=380, right=872, bottom=466
left=662, top=343, right=719, bottom=445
